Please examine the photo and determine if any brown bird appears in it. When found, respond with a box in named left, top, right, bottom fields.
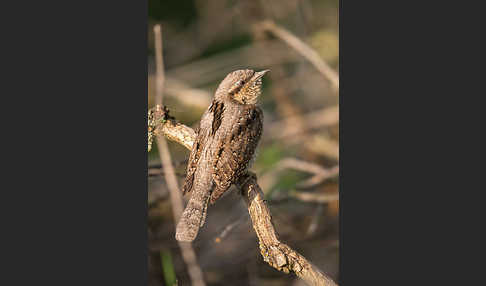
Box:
left=175, top=69, right=269, bottom=242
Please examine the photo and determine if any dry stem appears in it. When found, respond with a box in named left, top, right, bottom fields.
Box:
left=153, top=24, right=206, bottom=286
left=259, top=20, right=339, bottom=93
left=149, top=105, right=338, bottom=286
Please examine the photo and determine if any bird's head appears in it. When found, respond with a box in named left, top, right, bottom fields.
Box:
left=215, top=69, right=269, bottom=104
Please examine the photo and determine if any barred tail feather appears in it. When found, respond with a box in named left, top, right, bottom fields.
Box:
left=175, top=187, right=211, bottom=242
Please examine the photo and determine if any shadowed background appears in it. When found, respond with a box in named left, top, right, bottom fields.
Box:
left=148, top=0, right=339, bottom=285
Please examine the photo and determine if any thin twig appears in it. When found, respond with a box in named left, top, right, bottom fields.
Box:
left=149, top=106, right=338, bottom=286
left=157, top=138, right=184, bottom=217
left=306, top=204, right=324, bottom=237
left=266, top=106, right=339, bottom=141
left=153, top=24, right=206, bottom=286
left=164, top=77, right=212, bottom=109
left=165, top=40, right=301, bottom=86
left=258, top=158, right=338, bottom=193
left=154, top=25, right=165, bottom=106
left=303, top=135, right=339, bottom=161
left=213, top=216, right=247, bottom=243
left=148, top=159, right=188, bottom=177
left=149, top=159, right=188, bottom=169
left=290, top=191, right=339, bottom=204
left=148, top=167, right=186, bottom=178
left=252, top=27, right=308, bottom=140
left=259, top=20, right=339, bottom=93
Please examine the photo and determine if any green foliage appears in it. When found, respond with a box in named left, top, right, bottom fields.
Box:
left=255, top=144, right=285, bottom=170
left=274, top=170, right=302, bottom=191
left=160, top=250, right=177, bottom=286
left=266, top=169, right=305, bottom=199
left=148, top=141, right=160, bottom=161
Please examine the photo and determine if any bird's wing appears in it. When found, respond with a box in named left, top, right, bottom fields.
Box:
left=210, top=106, right=263, bottom=203
left=181, top=101, right=218, bottom=195
left=181, top=125, right=204, bottom=195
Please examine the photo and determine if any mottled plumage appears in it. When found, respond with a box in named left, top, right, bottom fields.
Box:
left=175, top=69, right=268, bottom=242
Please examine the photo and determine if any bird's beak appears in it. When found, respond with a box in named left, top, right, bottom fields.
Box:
left=251, top=69, right=270, bottom=81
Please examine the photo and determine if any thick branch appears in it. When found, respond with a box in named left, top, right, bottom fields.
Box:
left=240, top=173, right=338, bottom=286
left=148, top=105, right=338, bottom=286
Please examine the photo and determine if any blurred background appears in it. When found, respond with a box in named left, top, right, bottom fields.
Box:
left=148, top=0, right=339, bottom=285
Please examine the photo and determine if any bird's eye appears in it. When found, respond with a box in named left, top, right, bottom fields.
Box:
left=238, top=80, right=245, bottom=85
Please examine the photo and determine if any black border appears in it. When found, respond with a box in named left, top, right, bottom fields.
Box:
left=4, top=1, right=149, bottom=285
left=4, top=0, right=474, bottom=284
left=339, top=1, right=469, bottom=284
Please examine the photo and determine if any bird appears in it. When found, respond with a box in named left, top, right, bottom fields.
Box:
left=175, top=69, right=269, bottom=242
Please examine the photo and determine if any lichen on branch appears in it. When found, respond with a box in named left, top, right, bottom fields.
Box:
left=148, top=105, right=196, bottom=152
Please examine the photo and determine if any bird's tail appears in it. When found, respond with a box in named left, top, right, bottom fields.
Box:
left=175, top=186, right=211, bottom=242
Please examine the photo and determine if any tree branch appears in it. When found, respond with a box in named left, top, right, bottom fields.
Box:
left=148, top=105, right=196, bottom=151
left=148, top=105, right=338, bottom=286
left=239, top=173, right=338, bottom=286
